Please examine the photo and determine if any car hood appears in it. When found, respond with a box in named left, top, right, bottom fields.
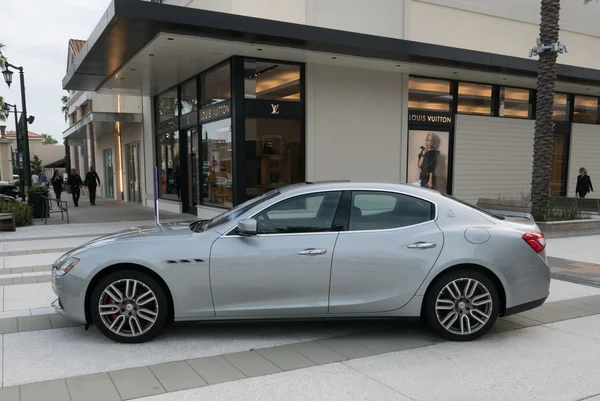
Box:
left=74, top=221, right=197, bottom=252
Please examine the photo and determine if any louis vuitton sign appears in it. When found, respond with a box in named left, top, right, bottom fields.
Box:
left=408, top=111, right=453, bottom=126
left=199, top=101, right=231, bottom=123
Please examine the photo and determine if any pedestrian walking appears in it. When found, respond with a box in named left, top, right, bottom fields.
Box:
left=68, top=168, right=83, bottom=207
left=51, top=170, right=63, bottom=205
left=576, top=167, right=594, bottom=199
left=85, top=166, right=101, bottom=206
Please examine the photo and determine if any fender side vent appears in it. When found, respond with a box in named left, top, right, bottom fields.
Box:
left=194, top=259, right=204, bottom=263
left=180, top=259, right=191, bottom=263
left=165, top=260, right=178, bottom=264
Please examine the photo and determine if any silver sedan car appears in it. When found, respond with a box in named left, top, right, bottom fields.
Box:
left=51, top=182, right=550, bottom=343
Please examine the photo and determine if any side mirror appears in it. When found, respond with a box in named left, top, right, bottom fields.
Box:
left=237, top=219, right=258, bottom=236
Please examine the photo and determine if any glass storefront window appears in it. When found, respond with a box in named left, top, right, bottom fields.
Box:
left=245, top=118, right=303, bottom=200
left=202, top=119, right=233, bottom=208
left=553, top=93, right=569, bottom=120
left=157, top=88, right=178, bottom=122
left=573, top=95, right=598, bottom=124
left=201, top=63, right=231, bottom=108
left=457, top=82, right=492, bottom=116
left=500, top=87, right=531, bottom=118
left=159, top=131, right=180, bottom=201
left=181, top=79, right=198, bottom=115
left=408, top=77, right=452, bottom=112
left=245, top=60, right=301, bottom=102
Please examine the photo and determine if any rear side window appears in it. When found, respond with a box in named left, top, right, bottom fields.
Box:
left=349, top=191, right=434, bottom=231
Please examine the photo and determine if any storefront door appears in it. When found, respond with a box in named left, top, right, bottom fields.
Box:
left=103, top=149, right=114, bottom=199
left=125, top=142, right=141, bottom=203
left=185, top=128, right=201, bottom=214
left=551, top=122, right=570, bottom=197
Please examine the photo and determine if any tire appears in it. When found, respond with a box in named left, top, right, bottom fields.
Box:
left=90, top=270, right=169, bottom=343
left=425, top=269, right=500, bottom=342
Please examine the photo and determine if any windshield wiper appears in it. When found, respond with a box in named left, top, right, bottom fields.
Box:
left=189, top=220, right=208, bottom=233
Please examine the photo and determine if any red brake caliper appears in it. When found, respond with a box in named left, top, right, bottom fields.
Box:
left=108, top=297, right=117, bottom=320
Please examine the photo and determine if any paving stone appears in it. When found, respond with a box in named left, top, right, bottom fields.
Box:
left=256, top=346, right=316, bottom=371
left=36, top=275, right=52, bottom=283
left=351, top=331, right=439, bottom=353
left=12, top=276, right=37, bottom=285
left=109, top=366, right=165, bottom=400
left=9, top=266, right=33, bottom=274
left=223, top=351, right=282, bottom=377
left=0, top=278, right=13, bottom=286
left=317, top=337, right=378, bottom=359
left=500, top=315, right=541, bottom=328
left=493, top=319, right=524, bottom=332
left=49, top=313, right=81, bottom=329
left=0, top=386, right=20, bottom=401
left=538, top=304, right=595, bottom=319
left=0, top=317, right=18, bottom=334
left=66, top=373, right=121, bottom=401
left=150, top=361, right=207, bottom=392
left=20, top=379, right=70, bottom=401
left=516, top=310, right=564, bottom=324
left=287, top=341, right=348, bottom=364
left=187, top=355, right=246, bottom=385
left=33, top=266, right=49, bottom=272
left=17, top=315, right=52, bottom=332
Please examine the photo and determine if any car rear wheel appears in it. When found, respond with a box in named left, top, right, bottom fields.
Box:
left=425, top=269, right=499, bottom=341
left=90, top=270, right=169, bottom=343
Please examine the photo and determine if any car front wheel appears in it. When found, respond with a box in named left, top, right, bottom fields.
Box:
left=90, top=270, right=169, bottom=343
left=425, top=269, right=499, bottom=341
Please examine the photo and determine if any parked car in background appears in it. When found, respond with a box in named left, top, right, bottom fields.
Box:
left=51, top=182, right=550, bottom=343
left=0, top=181, right=18, bottom=198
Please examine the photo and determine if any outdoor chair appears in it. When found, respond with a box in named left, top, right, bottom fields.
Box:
left=40, top=195, right=70, bottom=225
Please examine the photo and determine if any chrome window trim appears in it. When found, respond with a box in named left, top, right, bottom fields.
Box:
left=220, top=187, right=439, bottom=238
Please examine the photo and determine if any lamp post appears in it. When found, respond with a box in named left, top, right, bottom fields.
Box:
left=2, top=62, right=31, bottom=190
left=2, top=103, right=26, bottom=200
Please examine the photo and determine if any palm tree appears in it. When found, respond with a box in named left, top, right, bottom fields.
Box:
left=530, top=0, right=562, bottom=220
left=61, top=94, right=70, bottom=123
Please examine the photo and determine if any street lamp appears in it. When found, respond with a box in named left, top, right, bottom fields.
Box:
left=2, top=62, right=31, bottom=190
left=2, top=103, right=26, bottom=200
left=0, top=125, right=6, bottom=138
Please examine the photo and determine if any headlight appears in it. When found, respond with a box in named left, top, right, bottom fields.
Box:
left=53, top=257, right=80, bottom=277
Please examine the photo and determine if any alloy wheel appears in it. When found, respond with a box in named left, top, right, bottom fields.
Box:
left=435, top=278, right=493, bottom=336
left=98, top=279, right=159, bottom=337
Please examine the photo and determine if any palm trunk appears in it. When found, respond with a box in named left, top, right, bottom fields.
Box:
left=531, top=0, right=561, bottom=220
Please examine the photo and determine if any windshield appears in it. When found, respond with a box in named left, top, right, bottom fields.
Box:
left=442, top=193, right=505, bottom=220
left=194, top=189, right=280, bottom=232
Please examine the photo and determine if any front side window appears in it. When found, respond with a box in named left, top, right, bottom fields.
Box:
left=349, top=191, right=434, bottom=231
left=254, top=192, right=342, bottom=234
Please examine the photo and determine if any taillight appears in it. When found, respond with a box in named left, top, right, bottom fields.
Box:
left=522, top=232, right=546, bottom=253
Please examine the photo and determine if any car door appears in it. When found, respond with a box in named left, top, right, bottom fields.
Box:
left=329, top=190, right=443, bottom=314
left=210, top=191, right=343, bottom=317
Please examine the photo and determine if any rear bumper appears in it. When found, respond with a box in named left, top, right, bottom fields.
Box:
left=503, top=296, right=548, bottom=317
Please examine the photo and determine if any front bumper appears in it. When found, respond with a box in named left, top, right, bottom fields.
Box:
left=51, top=270, right=88, bottom=325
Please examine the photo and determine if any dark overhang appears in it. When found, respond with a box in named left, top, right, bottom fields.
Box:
left=63, top=0, right=600, bottom=92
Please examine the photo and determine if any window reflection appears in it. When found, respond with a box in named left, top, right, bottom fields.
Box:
left=180, top=79, right=198, bottom=115
left=408, top=77, right=452, bottom=112
left=573, top=95, right=598, bottom=124
left=159, top=131, right=180, bottom=201
left=553, top=93, right=569, bottom=120
left=157, top=88, right=178, bottom=122
left=245, top=60, right=301, bottom=102
left=458, top=82, right=492, bottom=116
left=201, top=63, right=231, bottom=108
left=202, top=119, right=233, bottom=208
left=500, top=87, right=531, bottom=118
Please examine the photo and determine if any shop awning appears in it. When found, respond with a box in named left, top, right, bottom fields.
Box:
left=44, top=158, right=66, bottom=169
left=63, top=0, right=600, bottom=95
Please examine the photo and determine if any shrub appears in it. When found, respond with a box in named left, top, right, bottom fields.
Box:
left=0, top=201, right=33, bottom=227
left=533, top=198, right=586, bottom=222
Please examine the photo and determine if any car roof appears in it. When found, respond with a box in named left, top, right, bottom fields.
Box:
left=279, top=181, right=442, bottom=200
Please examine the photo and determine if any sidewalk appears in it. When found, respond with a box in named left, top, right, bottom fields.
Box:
left=1, top=228, right=600, bottom=400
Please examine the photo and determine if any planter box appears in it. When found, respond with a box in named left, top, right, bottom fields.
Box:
left=476, top=198, right=532, bottom=214
left=537, top=219, right=600, bottom=238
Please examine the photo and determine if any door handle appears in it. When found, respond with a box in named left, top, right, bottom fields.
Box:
left=297, top=248, right=327, bottom=256
left=407, top=242, right=437, bottom=249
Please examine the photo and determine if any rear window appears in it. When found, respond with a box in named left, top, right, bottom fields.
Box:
left=442, top=194, right=505, bottom=220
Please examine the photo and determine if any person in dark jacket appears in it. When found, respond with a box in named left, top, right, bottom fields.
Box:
left=576, top=167, right=594, bottom=198
left=51, top=170, right=63, bottom=205
left=68, top=169, right=83, bottom=207
left=85, top=166, right=101, bottom=206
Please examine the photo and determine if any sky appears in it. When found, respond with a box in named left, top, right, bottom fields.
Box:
left=1, top=0, right=111, bottom=140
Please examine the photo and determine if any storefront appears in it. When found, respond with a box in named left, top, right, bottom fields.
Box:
left=155, top=57, right=305, bottom=214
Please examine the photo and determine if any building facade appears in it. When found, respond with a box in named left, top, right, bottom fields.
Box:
left=63, top=0, right=600, bottom=217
